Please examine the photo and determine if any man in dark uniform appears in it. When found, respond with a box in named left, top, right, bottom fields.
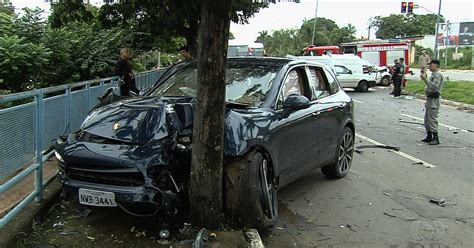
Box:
left=114, top=48, right=139, bottom=96
left=420, top=59, right=444, bottom=145
left=392, top=59, right=403, bottom=97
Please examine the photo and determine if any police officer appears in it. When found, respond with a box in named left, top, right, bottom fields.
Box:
left=392, top=59, right=403, bottom=97
left=420, top=59, right=444, bottom=145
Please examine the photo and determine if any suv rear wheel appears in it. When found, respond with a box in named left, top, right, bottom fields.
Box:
left=321, top=127, right=354, bottom=178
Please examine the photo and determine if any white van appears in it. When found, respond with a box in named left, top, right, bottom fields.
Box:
left=294, top=55, right=376, bottom=92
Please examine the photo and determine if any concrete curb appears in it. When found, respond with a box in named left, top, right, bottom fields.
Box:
left=414, top=94, right=474, bottom=111
left=0, top=179, right=61, bottom=248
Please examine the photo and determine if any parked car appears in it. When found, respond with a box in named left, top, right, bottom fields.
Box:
left=294, top=55, right=376, bottom=92
left=54, top=57, right=355, bottom=228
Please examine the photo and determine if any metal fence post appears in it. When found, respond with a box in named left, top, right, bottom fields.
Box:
left=34, top=90, right=44, bottom=202
left=86, top=83, right=91, bottom=110
left=65, top=86, right=71, bottom=134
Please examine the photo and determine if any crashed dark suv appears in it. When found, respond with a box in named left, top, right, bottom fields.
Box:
left=55, top=57, right=355, bottom=227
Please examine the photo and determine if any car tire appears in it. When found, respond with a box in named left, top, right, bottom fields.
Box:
left=380, top=76, right=390, bottom=86
left=357, top=81, right=369, bottom=92
left=321, top=127, right=354, bottom=179
left=238, top=152, right=278, bottom=228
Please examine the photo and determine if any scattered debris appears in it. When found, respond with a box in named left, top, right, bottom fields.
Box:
left=192, top=228, right=209, bottom=248
left=77, top=207, right=93, bottom=217
left=368, top=202, right=373, bottom=206
left=398, top=120, right=424, bottom=125
left=245, top=229, right=264, bottom=248
left=354, top=149, right=364, bottom=155
left=412, top=162, right=423, bottom=165
left=52, top=221, right=65, bottom=228
left=383, top=192, right=390, bottom=196
left=305, top=219, right=315, bottom=224
left=159, top=229, right=170, bottom=239
left=383, top=212, right=397, bottom=218
left=209, top=233, right=217, bottom=241
left=356, top=145, right=400, bottom=152
left=86, top=235, right=96, bottom=241
left=430, top=198, right=447, bottom=207
left=276, top=227, right=284, bottom=230
left=59, top=229, right=79, bottom=235
left=339, top=225, right=345, bottom=228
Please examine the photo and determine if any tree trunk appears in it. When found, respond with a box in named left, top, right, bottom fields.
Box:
left=189, top=0, right=231, bottom=229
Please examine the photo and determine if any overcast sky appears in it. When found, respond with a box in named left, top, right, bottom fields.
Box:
left=10, top=0, right=474, bottom=44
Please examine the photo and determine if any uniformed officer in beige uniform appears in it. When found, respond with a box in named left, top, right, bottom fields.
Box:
left=420, top=59, right=444, bottom=145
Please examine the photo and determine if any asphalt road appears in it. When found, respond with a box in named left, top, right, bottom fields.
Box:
left=405, top=69, right=474, bottom=81
left=21, top=86, right=473, bottom=247
left=262, top=86, right=474, bottom=247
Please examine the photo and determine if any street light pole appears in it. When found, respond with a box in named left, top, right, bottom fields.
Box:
left=311, top=0, right=319, bottom=45
left=433, top=0, right=442, bottom=59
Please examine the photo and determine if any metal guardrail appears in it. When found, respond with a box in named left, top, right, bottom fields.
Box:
left=0, top=69, right=163, bottom=228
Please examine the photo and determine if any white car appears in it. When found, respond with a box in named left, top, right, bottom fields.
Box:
left=294, top=55, right=376, bottom=92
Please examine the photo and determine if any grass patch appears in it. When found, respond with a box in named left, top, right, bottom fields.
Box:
left=406, top=80, right=474, bottom=105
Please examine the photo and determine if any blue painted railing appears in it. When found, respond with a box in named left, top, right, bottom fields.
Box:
left=0, top=69, right=163, bottom=228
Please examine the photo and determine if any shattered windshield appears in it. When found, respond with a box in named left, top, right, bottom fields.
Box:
left=149, top=60, right=282, bottom=107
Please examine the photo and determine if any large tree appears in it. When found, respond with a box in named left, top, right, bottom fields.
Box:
left=189, top=0, right=232, bottom=229
left=97, top=0, right=266, bottom=53
left=371, top=14, right=443, bottom=39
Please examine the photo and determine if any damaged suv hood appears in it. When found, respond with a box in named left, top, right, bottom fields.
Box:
left=81, top=97, right=168, bottom=144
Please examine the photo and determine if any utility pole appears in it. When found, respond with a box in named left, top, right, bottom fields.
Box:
left=433, top=0, right=442, bottom=59
left=444, top=21, right=450, bottom=67
left=311, top=0, right=319, bottom=45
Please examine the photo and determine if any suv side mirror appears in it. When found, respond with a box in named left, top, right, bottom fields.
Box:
left=283, top=95, right=311, bottom=110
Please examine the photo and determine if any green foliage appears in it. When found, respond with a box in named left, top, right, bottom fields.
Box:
left=438, top=47, right=473, bottom=70
left=371, top=14, right=443, bottom=39
left=49, top=1, right=96, bottom=28
left=256, top=18, right=357, bottom=56
left=0, top=35, right=51, bottom=91
left=406, top=80, right=474, bottom=105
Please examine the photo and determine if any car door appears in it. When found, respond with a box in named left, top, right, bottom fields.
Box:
left=316, top=68, right=346, bottom=165
left=333, top=65, right=354, bottom=88
left=269, top=66, right=318, bottom=183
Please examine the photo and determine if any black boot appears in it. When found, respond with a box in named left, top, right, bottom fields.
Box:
left=429, top=132, right=439, bottom=145
left=422, top=131, right=432, bottom=142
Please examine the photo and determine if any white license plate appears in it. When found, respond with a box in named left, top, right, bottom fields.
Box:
left=79, top=188, right=117, bottom=207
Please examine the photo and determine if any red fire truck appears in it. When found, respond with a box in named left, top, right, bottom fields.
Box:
left=340, top=40, right=411, bottom=70
left=303, top=45, right=340, bottom=56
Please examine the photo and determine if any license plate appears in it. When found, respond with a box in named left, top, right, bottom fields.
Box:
left=79, top=188, right=117, bottom=207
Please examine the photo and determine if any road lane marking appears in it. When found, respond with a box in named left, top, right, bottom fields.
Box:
left=401, top=113, right=471, bottom=133
left=355, top=133, right=436, bottom=168
left=353, top=99, right=363, bottom=104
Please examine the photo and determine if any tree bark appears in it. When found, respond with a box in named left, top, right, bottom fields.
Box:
left=189, top=0, right=231, bottom=229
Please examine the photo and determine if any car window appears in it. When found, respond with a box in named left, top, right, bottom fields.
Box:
left=276, top=68, right=307, bottom=109
left=149, top=61, right=281, bottom=107
left=324, top=68, right=340, bottom=94
left=334, top=65, right=350, bottom=74
left=307, top=67, right=330, bottom=100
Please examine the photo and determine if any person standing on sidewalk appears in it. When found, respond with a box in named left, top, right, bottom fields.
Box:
left=419, top=50, right=431, bottom=75
left=420, top=59, right=444, bottom=145
left=114, top=48, right=139, bottom=96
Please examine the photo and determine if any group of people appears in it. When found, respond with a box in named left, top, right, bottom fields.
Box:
left=390, top=57, right=407, bottom=97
